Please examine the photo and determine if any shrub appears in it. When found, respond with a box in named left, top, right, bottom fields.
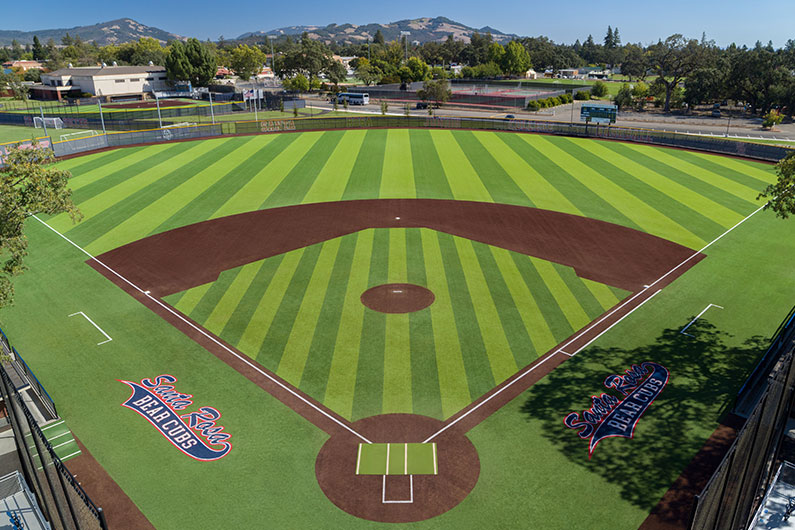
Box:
left=574, top=90, right=591, bottom=100
left=590, top=81, right=608, bottom=98
left=762, top=110, right=783, bottom=129
left=527, top=100, right=540, bottom=111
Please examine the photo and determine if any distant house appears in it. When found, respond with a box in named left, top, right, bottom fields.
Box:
left=524, top=68, right=539, bottom=79
left=254, top=66, right=275, bottom=79
left=215, top=66, right=232, bottom=79
left=559, top=68, right=580, bottom=79
left=33, top=65, right=169, bottom=100
left=332, top=55, right=357, bottom=76
left=2, top=60, right=44, bottom=72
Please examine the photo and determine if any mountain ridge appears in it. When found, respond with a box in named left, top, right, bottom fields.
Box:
left=0, top=18, right=183, bottom=46
left=238, top=16, right=519, bottom=44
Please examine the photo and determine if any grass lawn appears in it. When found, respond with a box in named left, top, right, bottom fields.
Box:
left=0, top=129, right=792, bottom=529
left=0, top=124, right=101, bottom=145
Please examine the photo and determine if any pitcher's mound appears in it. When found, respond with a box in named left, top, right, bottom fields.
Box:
left=361, top=284, right=435, bottom=314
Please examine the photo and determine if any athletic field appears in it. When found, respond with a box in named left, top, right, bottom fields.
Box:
left=1, top=128, right=794, bottom=529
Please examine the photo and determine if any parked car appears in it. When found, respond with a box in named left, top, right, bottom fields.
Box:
left=415, top=101, right=428, bottom=109
left=505, top=114, right=516, bottom=120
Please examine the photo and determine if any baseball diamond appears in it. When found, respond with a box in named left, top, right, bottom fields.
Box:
left=0, top=127, right=794, bottom=529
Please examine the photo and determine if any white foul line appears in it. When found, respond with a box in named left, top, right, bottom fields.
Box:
left=68, top=311, right=113, bottom=345
left=680, top=303, right=724, bottom=337
left=30, top=214, right=373, bottom=445
left=355, top=444, right=362, bottom=475
left=423, top=203, right=768, bottom=444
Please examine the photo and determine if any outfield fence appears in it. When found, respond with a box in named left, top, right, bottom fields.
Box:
left=688, top=308, right=795, bottom=530
left=39, top=115, right=791, bottom=162
left=0, top=326, right=107, bottom=530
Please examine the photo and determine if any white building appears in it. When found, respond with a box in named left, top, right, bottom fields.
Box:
left=34, top=65, right=169, bottom=100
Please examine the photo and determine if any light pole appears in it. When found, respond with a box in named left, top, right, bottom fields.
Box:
left=400, top=31, right=411, bottom=61
left=725, top=108, right=732, bottom=137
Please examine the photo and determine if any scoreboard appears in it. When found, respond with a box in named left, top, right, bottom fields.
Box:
left=580, top=104, right=617, bottom=124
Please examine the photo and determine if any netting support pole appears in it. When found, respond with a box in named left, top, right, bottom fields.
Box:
left=209, top=91, right=215, bottom=124
left=39, top=106, right=48, bottom=138
left=98, top=507, right=109, bottom=530
left=97, top=100, right=106, bottom=135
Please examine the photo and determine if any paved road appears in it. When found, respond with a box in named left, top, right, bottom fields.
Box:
left=307, top=97, right=795, bottom=142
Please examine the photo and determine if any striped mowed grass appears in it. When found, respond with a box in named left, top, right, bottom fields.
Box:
left=164, top=228, right=629, bottom=421
left=48, top=129, right=776, bottom=258
left=44, top=129, right=776, bottom=420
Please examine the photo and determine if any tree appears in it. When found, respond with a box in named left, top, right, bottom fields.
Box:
left=405, top=57, right=430, bottom=82
left=31, top=36, right=45, bottom=61
left=631, top=81, right=650, bottom=109
left=165, top=38, right=217, bottom=87
left=762, top=109, right=783, bottom=129
left=590, top=80, right=608, bottom=97
left=621, top=44, right=647, bottom=80
left=0, top=72, right=28, bottom=101
left=373, top=30, right=385, bottom=45
left=355, top=59, right=382, bottom=86
left=324, top=59, right=347, bottom=86
left=604, top=26, right=615, bottom=49
left=230, top=44, right=266, bottom=80
left=417, top=79, right=451, bottom=107
left=0, top=144, right=81, bottom=309
left=502, top=41, right=532, bottom=77
left=283, top=74, right=309, bottom=92
left=614, top=83, right=633, bottom=110
left=129, top=37, right=166, bottom=66
left=647, top=34, right=710, bottom=112
left=758, top=152, right=795, bottom=218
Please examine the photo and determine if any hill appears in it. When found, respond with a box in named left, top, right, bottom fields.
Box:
left=0, top=18, right=183, bottom=46
left=238, top=16, right=519, bottom=44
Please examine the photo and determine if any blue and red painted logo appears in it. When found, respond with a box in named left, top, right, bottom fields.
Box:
left=564, top=362, right=669, bottom=458
left=119, top=375, right=232, bottom=461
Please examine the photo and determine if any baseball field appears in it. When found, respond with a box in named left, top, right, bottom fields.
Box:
left=1, top=128, right=794, bottom=529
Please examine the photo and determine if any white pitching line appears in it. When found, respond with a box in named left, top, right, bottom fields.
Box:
left=30, top=214, right=373, bottom=445
left=68, top=311, right=112, bottom=345
left=680, top=303, right=724, bottom=337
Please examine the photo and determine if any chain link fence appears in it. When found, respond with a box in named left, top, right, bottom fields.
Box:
left=688, top=308, right=795, bottom=530
left=0, top=326, right=107, bottom=530
left=43, top=115, right=791, bottom=163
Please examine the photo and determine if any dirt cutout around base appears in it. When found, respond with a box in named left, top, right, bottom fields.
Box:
left=361, top=283, right=435, bottom=313
left=316, top=414, right=479, bottom=523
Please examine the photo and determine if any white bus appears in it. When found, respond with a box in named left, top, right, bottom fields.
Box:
left=337, top=92, right=369, bottom=105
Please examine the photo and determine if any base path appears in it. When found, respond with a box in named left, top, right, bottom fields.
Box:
left=88, top=199, right=704, bottom=520
left=95, top=198, right=698, bottom=297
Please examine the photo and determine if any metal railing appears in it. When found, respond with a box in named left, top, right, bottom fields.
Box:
left=0, top=328, right=57, bottom=418
left=0, top=326, right=107, bottom=530
left=688, top=309, right=795, bottom=530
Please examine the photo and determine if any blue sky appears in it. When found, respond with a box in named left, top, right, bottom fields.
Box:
left=3, top=0, right=793, bottom=48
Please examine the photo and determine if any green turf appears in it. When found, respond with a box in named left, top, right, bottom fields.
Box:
left=0, top=128, right=791, bottom=529
left=0, top=124, right=100, bottom=145
left=164, top=228, right=627, bottom=421
left=357, top=443, right=437, bottom=475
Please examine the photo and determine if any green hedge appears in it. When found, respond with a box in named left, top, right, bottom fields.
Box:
left=527, top=92, right=573, bottom=111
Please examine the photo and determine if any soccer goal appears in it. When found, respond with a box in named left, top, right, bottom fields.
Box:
left=33, top=117, right=64, bottom=130
left=59, top=130, right=99, bottom=142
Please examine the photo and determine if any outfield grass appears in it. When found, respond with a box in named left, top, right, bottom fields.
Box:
left=0, top=129, right=792, bottom=529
